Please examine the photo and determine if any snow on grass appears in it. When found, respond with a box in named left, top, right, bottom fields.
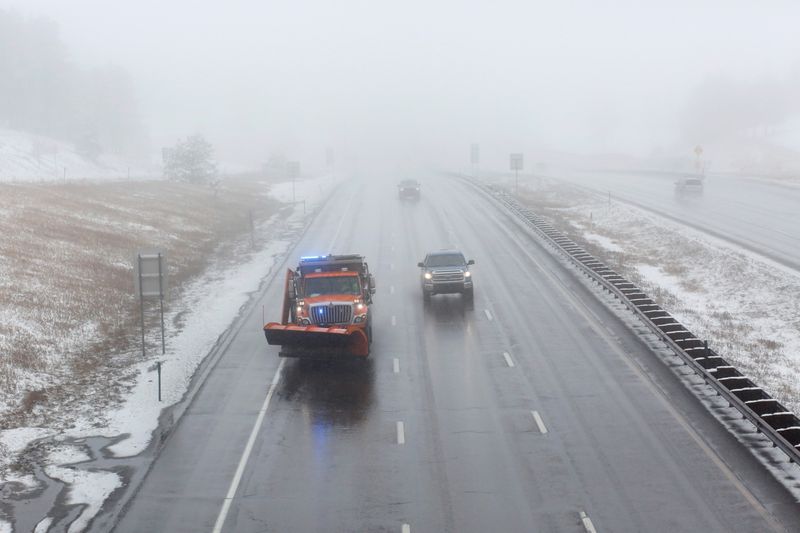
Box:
left=0, top=128, right=154, bottom=183
left=517, top=181, right=800, bottom=414
left=0, top=428, right=55, bottom=477
left=268, top=173, right=339, bottom=206
left=44, top=445, right=120, bottom=533
left=0, top=173, right=338, bottom=531
left=583, top=232, right=623, bottom=253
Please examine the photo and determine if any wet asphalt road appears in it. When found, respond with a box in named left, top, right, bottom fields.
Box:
left=558, top=170, right=800, bottom=271
left=113, top=174, right=800, bottom=532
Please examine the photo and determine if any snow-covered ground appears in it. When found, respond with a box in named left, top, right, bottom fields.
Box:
left=515, top=179, right=800, bottom=415
left=0, top=128, right=155, bottom=182
left=0, top=173, right=339, bottom=532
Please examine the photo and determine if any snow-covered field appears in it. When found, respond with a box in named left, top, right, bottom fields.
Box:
left=0, top=128, right=154, bottom=182
left=514, top=178, right=800, bottom=415
left=0, top=173, right=338, bottom=532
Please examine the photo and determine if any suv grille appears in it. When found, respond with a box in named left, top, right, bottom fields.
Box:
left=309, top=304, right=352, bottom=325
left=432, top=269, right=464, bottom=282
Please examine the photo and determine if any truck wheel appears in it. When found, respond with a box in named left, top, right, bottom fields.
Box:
left=464, top=288, right=474, bottom=300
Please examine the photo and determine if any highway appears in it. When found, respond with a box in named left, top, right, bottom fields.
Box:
left=558, top=170, right=800, bottom=271
left=113, top=173, right=800, bottom=532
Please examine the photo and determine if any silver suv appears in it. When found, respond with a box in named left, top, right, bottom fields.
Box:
left=417, top=250, right=474, bottom=301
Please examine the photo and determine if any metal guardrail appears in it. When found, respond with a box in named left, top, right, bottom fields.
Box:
left=459, top=174, right=800, bottom=465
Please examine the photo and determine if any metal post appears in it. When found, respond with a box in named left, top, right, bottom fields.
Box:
left=515, top=168, right=519, bottom=195
left=292, top=176, right=296, bottom=203
left=158, top=252, right=165, bottom=354
left=157, top=361, right=162, bottom=402
left=138, top=254, right=146, bottom=358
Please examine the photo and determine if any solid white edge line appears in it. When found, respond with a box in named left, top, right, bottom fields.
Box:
left=396, top=421, right=405, bottom=444
left=402, top=524, right=411, bottom=533
left=393, top=358, right=400, bottom=373
left=484, top=309, right=493, bottom=321
left=502, top=351, right=515, bottom=367
left=391, top=315, right=397, bottom=326
left=531, top=410, right=548, bottom=434
left=212, top=359, right=286, bottom=533
left=390, top=285, right=395, bottom=294
left=580, top=511, right=597, bottom=533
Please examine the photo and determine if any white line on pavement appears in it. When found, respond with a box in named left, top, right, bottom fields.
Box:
left=393, top=358, right=400, bottom=373
left=484, top=309, right=493, bottom=321
left=402, top=524, right=411, bottom=533
left=391, top=315, right=397, bottom=326
left=502, top=351, right=515, bottom=367
left=212, top=358, right=286, bottom=533
left=531, top=410, right=548, bottom=434
left=580, top=511, right=597, bottom=533
left=397, top=421, right=405, bottom=444
left=390, top=285, right=395, bottom=294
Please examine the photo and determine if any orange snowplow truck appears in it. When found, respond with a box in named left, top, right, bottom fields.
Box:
left=264, top=254, right=376, bottom=357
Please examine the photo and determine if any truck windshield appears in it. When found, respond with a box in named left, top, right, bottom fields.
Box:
left=426, top=254, right=465, bottom=267
left=304, top=276, right=360, bottom=297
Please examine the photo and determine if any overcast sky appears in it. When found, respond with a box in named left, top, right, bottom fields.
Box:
left=3, top=0, right=800, bottom=171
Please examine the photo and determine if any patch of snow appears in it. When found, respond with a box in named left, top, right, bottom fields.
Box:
left=583, top=232, right=623, bottom=253
left=268, top=173, right=340, bottom=206
left=0, top=128, right=155, bottom=183
left=44, top=462, right=120, bottom=533
left=33, top=517, right=53, bottom=533
left=0, top=428, right=55, bottom=471
left=0, top=519, right=11, bottom=533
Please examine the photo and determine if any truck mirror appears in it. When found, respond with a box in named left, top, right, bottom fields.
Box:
left=288, top=281, right=296, bottom=299
left=417, top=262, right=424, bottom=268
left=368, top=274, right=376, bottom=294
left=467, top=259, right=475, bottom=265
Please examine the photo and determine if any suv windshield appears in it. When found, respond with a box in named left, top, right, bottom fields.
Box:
left=304, top=276, right=360, bottom=297
left=426, top=253, right=465, bottom=267
left=400, top=180, right=418, bottom=188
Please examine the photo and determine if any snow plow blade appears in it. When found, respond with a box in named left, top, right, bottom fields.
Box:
left=264, top=323, right=369, bottom=358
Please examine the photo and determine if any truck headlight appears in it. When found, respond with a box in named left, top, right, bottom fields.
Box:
left=354, top=314, right=367, bottom=323
left=300, top=318, right=311, bottom=326
left=464, top=271, right=471, bottom=278
left=296, top=305, right=303, bottom=315
left=424, top=272, right=432, bottom=279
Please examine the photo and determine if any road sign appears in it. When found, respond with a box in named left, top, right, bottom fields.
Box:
left=470, top=143, right=480, bottom=165
left=510, top=153, right=524, bottom=171
left=135, top=250, right=167, bottom=357
left=287, top=161, right=301, bottom=180
left=694, top=145, right=703, bottom=157
left=134, top=250, right=167, bottom=299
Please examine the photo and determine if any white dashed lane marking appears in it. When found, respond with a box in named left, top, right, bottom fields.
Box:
left=396, top=421, right=405, bottom=445
left=502, top=352, right=515, bottom=367
left=484, top=309, right=493, bottom=321
left=531, top=410, right=548, bottom=434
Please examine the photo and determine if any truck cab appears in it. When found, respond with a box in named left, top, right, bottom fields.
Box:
left=418, top=250, right=474, bottom=301
left=265, top=254, right=376, bottom=357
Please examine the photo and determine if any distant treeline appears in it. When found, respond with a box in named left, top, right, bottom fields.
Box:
left=0, top=9, right=147, bottom=159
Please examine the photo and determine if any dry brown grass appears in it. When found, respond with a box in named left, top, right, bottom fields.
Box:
left=0, top=176, right=281, bottom=428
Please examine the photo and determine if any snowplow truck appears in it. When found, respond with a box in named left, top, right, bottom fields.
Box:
left=264, top=254, right=376, bottom=357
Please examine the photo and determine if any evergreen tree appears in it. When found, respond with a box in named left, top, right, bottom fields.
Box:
left=163, top=135, right=218, bottom=184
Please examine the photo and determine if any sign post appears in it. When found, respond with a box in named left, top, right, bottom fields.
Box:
left=134, top=250, right=168, bottom=358
left=510, top=153, right=524, bottom=194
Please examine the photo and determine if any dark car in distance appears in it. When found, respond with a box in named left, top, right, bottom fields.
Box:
left=398, top=179, right=421, bottom=200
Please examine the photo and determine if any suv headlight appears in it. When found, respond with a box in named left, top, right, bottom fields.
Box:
left=464, top=271, right=471, bottom=277
left=424, top=272, right=432, bottom=280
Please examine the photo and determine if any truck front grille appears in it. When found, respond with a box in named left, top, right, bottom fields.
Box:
left=432, top=269, right=464, bottom=283
left=309, top=304, right=353, bottom=325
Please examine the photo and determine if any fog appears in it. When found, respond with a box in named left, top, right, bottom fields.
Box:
left=3, top=0, right=800, bottom=173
